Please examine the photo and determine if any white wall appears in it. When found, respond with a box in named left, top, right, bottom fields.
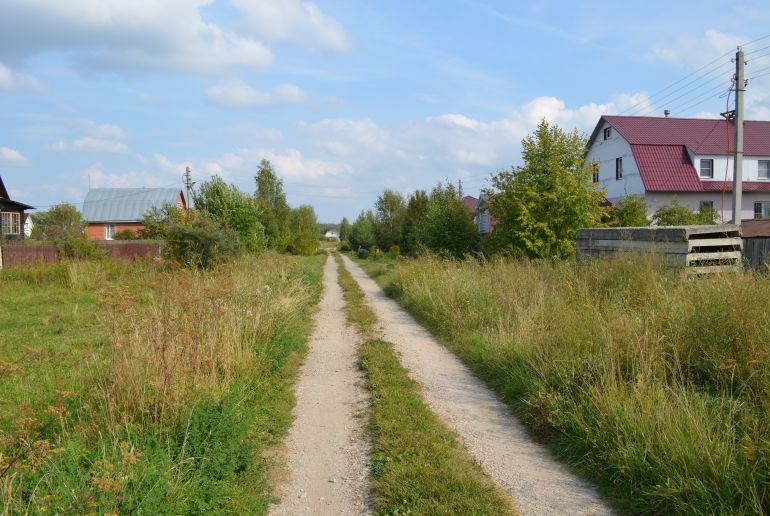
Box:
left=646, top=191, right=770, bottom=222
left=585, top=121, right=645, bottom=203
left=692, top=154, right=770, bottom=183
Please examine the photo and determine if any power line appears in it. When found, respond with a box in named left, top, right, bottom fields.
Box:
left=633, top=69, right=733, bottom=116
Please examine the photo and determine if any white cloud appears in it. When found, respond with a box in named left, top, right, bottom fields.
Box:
left=202, top=147, right=350, bottom=183
left=649, top=29, right=742, bottom=66
left=0, top=146, right=26, bottom=162
left=82, top=163, right=169, bottom=189
left=0, top=62, right=44, bottom=92
left=204, top=81, right=307, bottom=108
left=233, top=0, right=352, bottom=52
left=79, top=120, right=127, bottom=140
left=0, top=0, right=273, bottom=74
left=49, top=137, right=128, bottom=154
left=301, top=118, right=393, bottom=155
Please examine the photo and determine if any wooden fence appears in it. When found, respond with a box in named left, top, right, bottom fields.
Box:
left=743, top=238, right=770, bottom=271
left=0, top=240, right=164, bottom=269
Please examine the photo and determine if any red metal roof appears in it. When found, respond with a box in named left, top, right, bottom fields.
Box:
left=700, top=181, right=770, bottom=192
left=462, top=195, right=478, bottom=214
left=601, top=116, right=770, bottom=156
left=630, top=145, right=702, bottom=191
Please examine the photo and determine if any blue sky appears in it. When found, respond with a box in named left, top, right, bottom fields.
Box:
left=1, top=0, right=770, bottom=222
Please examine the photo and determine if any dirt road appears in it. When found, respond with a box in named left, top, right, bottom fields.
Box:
left=269, top=256, right=371, bottom=515
left=341, top=255, right=612, bottom=516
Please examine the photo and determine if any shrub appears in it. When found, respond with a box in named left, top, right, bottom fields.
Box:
left=338, top=239, right=352, bottom=252
left=61, top=236, right=108, bottom=261
left=357, top=248, right=370, bottom=259
left=164, top=212, right=239, bottom=269
left=388, top=244, right=400, bottom=259
left=113, top=229, right=138, bottom=240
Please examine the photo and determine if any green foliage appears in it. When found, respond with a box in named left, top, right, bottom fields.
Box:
left=30, top=203, right=85, bottom=242
left=164, top=211, right=239, bottom=269
left=113, top=229, right=138, bottom=240
left=417, top=182, right=479, bottom=258
left=400, top=190, right=429, bottom=257
left=286, top=205, right=319, bottom=256
left=610, top=193, right=650, bottom=227
left=357, top=247, right=370, bottom=259
left=376, top=255, right=770, bottom=515
left=194, top=176, right=266, bottom=253
left=138, top=204, right=187, bottom=239
left=653, top=196, right=719, bottom=226
left=485, top=120, right=608, bottom=258
left=255, top=159, right=292, bottom=251
left=339, top=217, right=351, bottom=243
left=338, top=239, right=351, bottom=252
left=374, top=189, right=407, bottom=252
left=60, top=236, right=108, bottom=260
left=349, top=210, right=377, bottom=250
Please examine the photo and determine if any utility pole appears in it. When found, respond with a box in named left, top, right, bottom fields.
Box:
left=732, top=48, right=745, bottom=224
left=183, top=166, right=195, bottom=209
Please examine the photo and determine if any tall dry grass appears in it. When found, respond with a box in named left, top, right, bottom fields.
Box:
left=383, top=254, right=770, bottom=514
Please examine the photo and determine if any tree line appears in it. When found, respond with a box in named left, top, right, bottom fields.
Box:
left=26, top=159, right=319, bottom=268
left=341, top=120, right=719, bottom=260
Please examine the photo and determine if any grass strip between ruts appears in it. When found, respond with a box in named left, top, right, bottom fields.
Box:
left=334, top=254, right=517, bottom=516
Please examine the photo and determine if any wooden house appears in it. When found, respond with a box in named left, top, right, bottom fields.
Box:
left=0, top=175, right=34, bottom=240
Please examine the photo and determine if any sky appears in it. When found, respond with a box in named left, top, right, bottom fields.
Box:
left=1, top=1, right=770, bottom=223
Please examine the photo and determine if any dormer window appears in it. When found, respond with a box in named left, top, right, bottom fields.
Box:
left=603, top=127, right=612, bottom=140
left=700, top=159, right=714, bottom=179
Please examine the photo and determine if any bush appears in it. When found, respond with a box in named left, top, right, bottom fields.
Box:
left=61, top=236, right=108, bottom=261
left=113, top=229, right=138, bottom=240
left=388, top=244, right=400, bottom=259
left=357, top=248, right=370, bottom=260
left=339, top=239, right=352, bottom=252
left=164, top=212, right=239, bottom=269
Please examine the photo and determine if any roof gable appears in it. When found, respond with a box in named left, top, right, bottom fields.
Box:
left=82, top=188, right=185, bottom=222
left=0, top=175, right=9, bottom=200
left=597, top=115, right=770, bottom=156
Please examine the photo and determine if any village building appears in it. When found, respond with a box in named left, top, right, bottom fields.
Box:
left=82, top=188, right=186, bottom=240
left=0, top=175, right=34, bottom=240
left=586, top=115, right=770, bottom=222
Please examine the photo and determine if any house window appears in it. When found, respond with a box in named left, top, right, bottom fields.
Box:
left=699, top=200, right=714, bottom=211
left=700, top=159, right=714, bottom=178
left=592, top=163, right=600, bottom=183
left=615, top=157, right=623, bottom=180
left=1, top=212, right=20, bottom=236
left=106, top=224, right=116, bottom=240
left=759, top=160, right=770, bottom=179
left=755, top=202, right=770, bottom=219
left=603, top=127, right=612, bottom=140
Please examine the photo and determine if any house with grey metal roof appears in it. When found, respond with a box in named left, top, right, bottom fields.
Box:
left=82, top=188, right=186, bottom=240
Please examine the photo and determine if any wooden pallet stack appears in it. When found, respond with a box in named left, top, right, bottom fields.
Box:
left=576, top=225, right=742, bottom=274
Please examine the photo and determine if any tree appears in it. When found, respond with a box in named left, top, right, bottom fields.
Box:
left=653, top=196, right=718, bottom=226
left=611, top=194, right=650, bottom=227
left=485, top=120, right=608, bottom=258
left=194, top=176, right=266, bottom=253
left=374, top=189, right=406, bottom=251
left=255, top=159, right=292, bottom=251
left=339, top=217, right=351, bottom=242
left=417, top=182, right=479, bottom=258
left=30, top=203, right=85, bottom=242
left=400, top=190, right=429, bottom=256
left=349, top=211, right=376, bottom=250
left=287, top=205, right=319, bottom=256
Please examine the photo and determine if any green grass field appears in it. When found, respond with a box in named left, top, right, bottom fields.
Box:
left=358, top=254, right=770, bottom=515
left=0, top=254, right=324, bottom=514
left=335, top=254, right=516, bottom=515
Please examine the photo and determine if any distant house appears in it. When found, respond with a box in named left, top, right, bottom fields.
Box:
left=586, top=115, right=770, bottom=222
left=324, top=230, right=340, bottom=242
left=82, top=188, right=186, bottom=240
left=475, top=194, right=498, bottom=236
left=0, top=175, right=34, bottom=240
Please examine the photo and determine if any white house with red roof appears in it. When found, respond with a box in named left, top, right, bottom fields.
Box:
left=587, top=115, right=770, bottom=222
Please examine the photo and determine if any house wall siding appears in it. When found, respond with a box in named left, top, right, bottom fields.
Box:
left=585, top=121, right=645, bottom=202
left=87, top=223, right=146, bottom=240
left=645, top=192, right=770, bottom=222
left=692, top=154, right=770, bottom=182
